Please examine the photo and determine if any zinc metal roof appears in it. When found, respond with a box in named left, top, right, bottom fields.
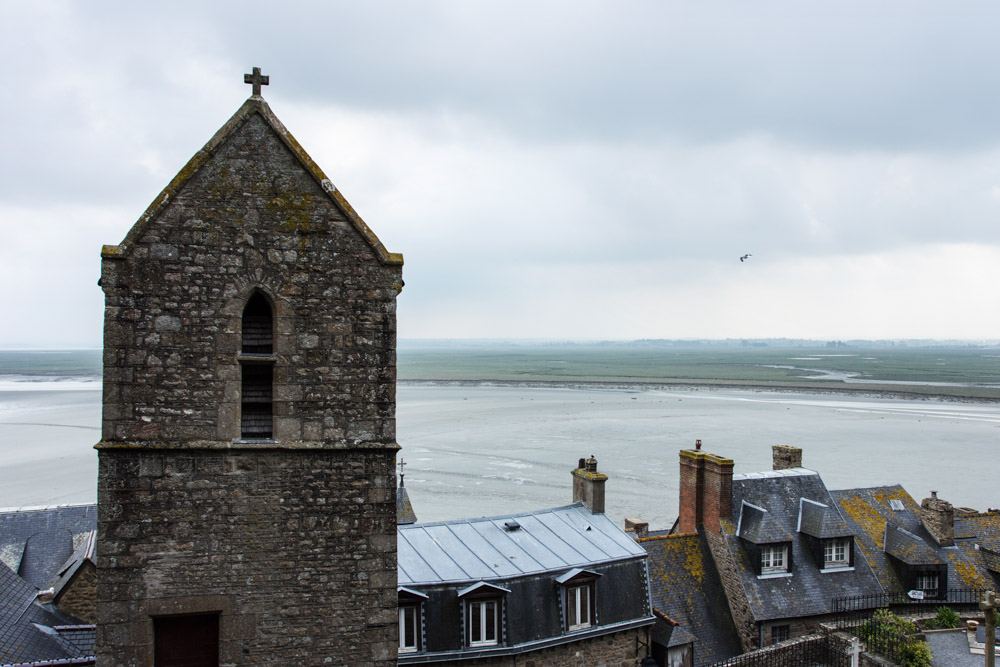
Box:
left=397, top=503, right=646, bottom=586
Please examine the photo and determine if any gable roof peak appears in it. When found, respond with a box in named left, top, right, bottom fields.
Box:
left=104, top=94, right=403, bottom=268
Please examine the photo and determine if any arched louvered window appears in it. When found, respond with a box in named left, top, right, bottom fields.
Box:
left=240, top=292, right=273, bottom=439
left=242, top=292, right=273, bottom=354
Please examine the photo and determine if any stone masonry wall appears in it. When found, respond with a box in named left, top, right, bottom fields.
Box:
left=59, top=560, right=97, bottom=624
left=96, top=103, right=401, bottom=665
left=431, top=628, right=646, bottom=667
left=704, top=530, right=758, bottom=651
left=96, top=448, right=397, bottom=666
left=99, top=111, right=401, bottom=446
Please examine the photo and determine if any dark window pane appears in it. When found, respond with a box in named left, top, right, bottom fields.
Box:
left=241, top=364, right=273, bottom=438
left=470, top=602, right=481, bottom=643
left=485, top=601, right=495, bottom=641
left=241, top=292, right=273, bottom=354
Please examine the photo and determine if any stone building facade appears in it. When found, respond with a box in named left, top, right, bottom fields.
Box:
left=95, top=83, right=403, bottom=665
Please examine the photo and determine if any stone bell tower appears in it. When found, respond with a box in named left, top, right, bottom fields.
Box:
left=95, top=69, right=402, bottom=665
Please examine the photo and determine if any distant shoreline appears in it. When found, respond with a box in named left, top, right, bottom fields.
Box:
left=398, top=378, right=1000, bottom=403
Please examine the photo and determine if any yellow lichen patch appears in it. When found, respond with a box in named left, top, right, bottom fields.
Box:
left=644, top=535, right=704, bottom=585
left=873, top=487, right=912, bottom=510
left=950, top=554, right=988, bottom=588
left=840, top=496, right=888, bottom=547
left=268, top=193, right=316, bottom=234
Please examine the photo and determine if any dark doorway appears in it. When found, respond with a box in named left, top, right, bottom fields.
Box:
left=153, top=613, right=220, bottom=667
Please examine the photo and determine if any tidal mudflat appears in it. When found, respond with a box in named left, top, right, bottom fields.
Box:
left=2, top=381, right=997, bottom=530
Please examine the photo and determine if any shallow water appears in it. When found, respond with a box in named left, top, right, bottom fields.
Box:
left=1, top=382, right=997, bottom=530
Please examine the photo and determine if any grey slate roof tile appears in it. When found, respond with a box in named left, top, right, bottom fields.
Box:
left=724, top=470, right=884, bottom=621
left=737, top=502, right=791, bottom=544
left=644, top=533, right=741, bottom=667
left=884, top=524, right=943, bottom=565
left=0, top=505, right=96, bottom=591
left=798, top=498, right=852, bottom=539
left=830, top=486, right=998, bottom=594
left=0, top=563, right=89, bottom=664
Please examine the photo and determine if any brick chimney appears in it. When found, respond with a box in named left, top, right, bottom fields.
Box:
left=572, top=455, right=608, bottom=514
left=772, top=444, right=802, bottom=470
left=677, top=440, right=734, bottom=534
left=920, top=490, right=955, bottom=547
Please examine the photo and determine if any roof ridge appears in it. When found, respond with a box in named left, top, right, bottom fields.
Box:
left=637, top=532, right=698, bottom=543
left=103, top=96, right=402, bottom=267
left=399, top=502, right=588, bottom=529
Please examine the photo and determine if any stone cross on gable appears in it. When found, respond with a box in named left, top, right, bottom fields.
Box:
left=244, top=67, right=269, bottom=96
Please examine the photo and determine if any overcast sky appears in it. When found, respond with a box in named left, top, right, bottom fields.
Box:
left=3, top=1, right=1000, bottom=347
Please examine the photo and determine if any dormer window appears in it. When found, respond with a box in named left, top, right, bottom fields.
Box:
left=556, top=567, right=600, bottom=632
left=566, top=584, right=592, bottom=630
left=823, top=538, right=851, bottom=569
left=457, top=581, right=509, bottom=649
left=468, top=599, right=499, bottom=647
left=398, top=587, right=427, bottom=654
left=761, top=544, right=788, bottom=574
left=240, top=291, right=274, bottom=440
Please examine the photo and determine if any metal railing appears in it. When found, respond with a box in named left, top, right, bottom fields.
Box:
left=832, top=588, right=987, bottom=615
left=710, top=634, right=850, bottom=667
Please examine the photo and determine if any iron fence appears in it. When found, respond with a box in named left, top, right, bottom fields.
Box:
left=710, top=634, right=850, bottom=667
left=832, top=588, right=987, bottom=615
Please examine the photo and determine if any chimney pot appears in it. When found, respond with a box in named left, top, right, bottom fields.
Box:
left=624, top=517, right=649, bottom=538
left=772, top=444, right=803, bottom=470
left=695, top=439, right=702, bottom=451
left=931, top=490, right=938, bottom=499
left=572, top=454, right=608, bottom=513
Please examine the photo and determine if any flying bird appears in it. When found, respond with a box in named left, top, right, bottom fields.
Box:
left=740, top=253, right=752, bottom=262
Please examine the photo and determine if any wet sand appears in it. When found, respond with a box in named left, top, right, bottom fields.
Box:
left=1, top=383, right=997, bottom=531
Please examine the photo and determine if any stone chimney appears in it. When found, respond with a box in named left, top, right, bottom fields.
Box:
left=624, top=517, right=649, bottom=538
left=677, top=440, right=734, bottom=534
left=572, top=455, right=608, bottom=514
left=772, top=444, right=802, bottom=470
left=920, top=490, right=955, bottom=547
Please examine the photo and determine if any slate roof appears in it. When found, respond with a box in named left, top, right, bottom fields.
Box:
left=736, top=502, right=791, bottom=544
left=721, top=469, right=884, bottom=621
left=0, top=505, right=97, bottom=590
left=883, top=524, right=942, bottom=566
left=397, top=503, right=646, bottom=586
left=396, top=483, right=417, bottom=526
left=798, top=498, right=852, bottom=539
left=830, top=486, right=999, bottom=593
left=0, top=563, right=92, bottom=664
left=644, top=533, right=742, bottom=667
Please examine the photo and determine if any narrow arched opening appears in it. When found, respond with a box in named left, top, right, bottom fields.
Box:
left=240, top=291, right=274, bottom=439
left=241, top=292, right=273, bottom=354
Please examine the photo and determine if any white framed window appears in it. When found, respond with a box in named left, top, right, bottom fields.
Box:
left=760, top=544, right=788, bottom=574
left=399, top=604, right=419, bottom=653
left=823, top=538, right=850, bottom=568
left=917, top=574, right=939, bottom=596
left=467, top=599, right=499, bottom=647
left=770, top=624, right=790, bottom=644
left=566, top=583, right=592, bottom=631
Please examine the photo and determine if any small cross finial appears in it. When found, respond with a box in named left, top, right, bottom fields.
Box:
left=398, top=458, right=407, bottom=486
left=244, top=66, right=269, bottom=97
